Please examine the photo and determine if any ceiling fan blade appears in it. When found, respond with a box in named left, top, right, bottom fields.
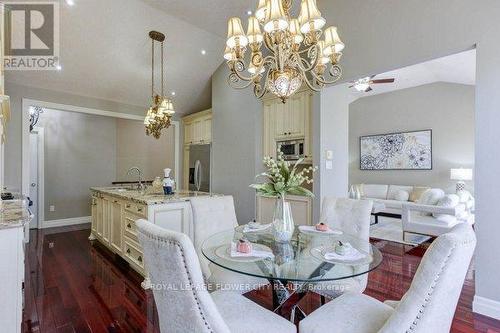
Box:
left=365, top=87, right=373, bottom=92
left=371, top=78, right=395, bottom=84
left=370, top=74, right=377, bottom=79
left=348, top=85, right=354, bottom=88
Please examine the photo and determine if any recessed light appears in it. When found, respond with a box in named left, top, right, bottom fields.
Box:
left=247, top=10, right=253, bottom=16
left=56, top=65, right=62, bottom=71
left=201, top=50, right=206, bottom=55
left=66, top=0, right=75, bottom=6
left=171, top=91, right=176, bottom=96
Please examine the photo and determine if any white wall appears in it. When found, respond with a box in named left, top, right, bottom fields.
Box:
left=317, top=0, right=500, bottom=317
left=38, top=110, right=117, bottom=220
left=115, top=118, right=176, bottom=181
left=349, top=82, right=475, bottom=193
left=211, top=63, right=263, bottom=223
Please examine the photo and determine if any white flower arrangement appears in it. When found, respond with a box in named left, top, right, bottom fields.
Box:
left=250, top=152, right=317, bottom=198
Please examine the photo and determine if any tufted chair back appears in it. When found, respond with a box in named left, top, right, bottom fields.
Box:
left=320, top=197, right=373, bottom=241
left=136, top=219, right=231, bottom=333
left=190, top=196, right=239, bottom=278
left=379, top=223, right=476, bottom=333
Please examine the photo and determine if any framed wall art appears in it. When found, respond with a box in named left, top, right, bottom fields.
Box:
left=360, top=129, right=432, bottom=170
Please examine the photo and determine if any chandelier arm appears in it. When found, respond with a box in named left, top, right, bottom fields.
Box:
left=254, top=66, right=273, bottom=99
left=300, top=71, right=322, bottom=92
left=296, top=53, right=317, bottom=73
left=228, top=72, right=255, bottom=89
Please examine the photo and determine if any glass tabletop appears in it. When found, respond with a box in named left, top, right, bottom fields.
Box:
left=201, top=226, right=383, bottom=283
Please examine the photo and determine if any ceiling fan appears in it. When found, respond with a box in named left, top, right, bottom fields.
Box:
left=349, top=75, right=395, bottom=92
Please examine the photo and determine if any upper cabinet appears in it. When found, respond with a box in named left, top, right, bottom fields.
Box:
left=183, top=109, right=212, bottom=145
left=263, top=90, right=313, bottom=163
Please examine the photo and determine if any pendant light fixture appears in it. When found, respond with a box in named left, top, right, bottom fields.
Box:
left=144, top=31, right=175, bottom=139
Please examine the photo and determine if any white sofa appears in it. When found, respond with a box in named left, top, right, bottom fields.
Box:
left=356, top=184, right=418, bottom=215
left=354, top=184, right=475, bottom=238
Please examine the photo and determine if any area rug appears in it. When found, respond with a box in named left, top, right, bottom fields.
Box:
left=370, top=216, right=430, bottom=246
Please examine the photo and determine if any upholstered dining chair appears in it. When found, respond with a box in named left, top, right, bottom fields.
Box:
left=299, top=223, right=476, bottom=333
left=312, top=197, right=374, bottom=301
left=136, top=219, right=296, bottom=333
left=189, top=195, right=268, bottom=293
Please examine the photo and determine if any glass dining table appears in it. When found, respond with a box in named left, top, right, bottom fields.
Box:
left=201, top=225, right=383, bottom=321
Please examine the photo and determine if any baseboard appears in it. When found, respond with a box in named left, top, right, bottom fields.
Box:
left=473, top=295, right=500, bottom=320
left=42, top=216, right=91, bottom=229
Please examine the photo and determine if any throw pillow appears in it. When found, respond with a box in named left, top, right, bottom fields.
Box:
left=418, top=189, right=445, bottom=216
left=409, top=186, right=430, bottom=202
left=418, top=188, right=445, bottom=206
left=394, top=190, right=409, bottom=202
left=457, top=190, right=472, bottom=203
left=433, top=194, right=460, bottom=221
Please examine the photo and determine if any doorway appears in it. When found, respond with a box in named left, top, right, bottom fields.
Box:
left=28, top=127, right=44, bottom=230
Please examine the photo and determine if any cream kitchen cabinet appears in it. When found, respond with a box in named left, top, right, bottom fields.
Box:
left=183, top=109, right=212, bottom=145
left=263, top=90, right=313, bottom=163
left=256, top=194, right=313, bottom=226
left=89, top=188, right=197, bottom=289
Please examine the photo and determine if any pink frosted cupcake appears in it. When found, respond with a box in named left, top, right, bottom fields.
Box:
left=236, top=239, right=252, bottom=253
left=315, top=222, right=329, bottom=232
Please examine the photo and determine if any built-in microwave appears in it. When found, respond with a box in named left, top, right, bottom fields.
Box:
left=277, top=139, right=305, bottom=161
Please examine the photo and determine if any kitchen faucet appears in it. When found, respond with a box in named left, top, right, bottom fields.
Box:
left=126, top=167, right=145, bottom=192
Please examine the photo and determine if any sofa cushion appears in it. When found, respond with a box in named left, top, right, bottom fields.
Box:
left=433, top=194, right=460, bottom=225
left=362, top=184, right=388, bottom=199
left=405, top=214, right=460, bottom=236
left=394, top=190, right=410, bottom=202
left=387, top=185, right=413, bottom=200
left=409, top=186, right=430, bottom=202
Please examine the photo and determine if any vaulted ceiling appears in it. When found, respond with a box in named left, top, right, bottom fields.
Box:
left=6, top=0, right=252, bottom=115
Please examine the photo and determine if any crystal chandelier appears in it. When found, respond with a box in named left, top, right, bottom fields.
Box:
left=144, top=31, right=175, bottom=139
left=224, top=0, right=345, bottom=103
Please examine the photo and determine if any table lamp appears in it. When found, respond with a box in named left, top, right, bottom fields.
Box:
left=450, top=168, right=473, bottom=192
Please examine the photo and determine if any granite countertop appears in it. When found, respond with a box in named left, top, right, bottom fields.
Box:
left=0, top=198, right=32, bottom=230
left=90, top=187, right=218, bottom=205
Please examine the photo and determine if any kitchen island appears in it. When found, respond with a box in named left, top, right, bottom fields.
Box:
left=89, top=187, right=216, bottom=289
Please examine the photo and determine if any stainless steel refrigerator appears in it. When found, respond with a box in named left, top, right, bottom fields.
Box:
left=188, top=144, right=211, bottom=192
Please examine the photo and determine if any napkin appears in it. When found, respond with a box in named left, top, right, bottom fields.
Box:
left=299, top=225, right=343, bottom=235
left=243, top=222, right=272, bottom=233
left=324, top=247, right=366, bottom=262
left=230, top=242, right=274, bottom=259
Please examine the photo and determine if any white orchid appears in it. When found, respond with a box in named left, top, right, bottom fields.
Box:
left=250, top=152, right=318, bottom=198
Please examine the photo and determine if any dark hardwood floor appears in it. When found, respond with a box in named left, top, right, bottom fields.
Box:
left=23, top=225, right=500, bottom=333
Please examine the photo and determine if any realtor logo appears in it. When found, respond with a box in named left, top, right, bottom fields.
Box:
left=3, top=1, right=60, bottom=70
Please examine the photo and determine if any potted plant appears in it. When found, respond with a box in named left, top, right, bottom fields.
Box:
left=250, top=153, right=317, bottom=242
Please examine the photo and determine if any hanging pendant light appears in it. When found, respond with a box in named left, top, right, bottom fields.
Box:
left=144, top=31, right=176, bottom=139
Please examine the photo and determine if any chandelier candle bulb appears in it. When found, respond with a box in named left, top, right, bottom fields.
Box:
left=226, top=17, right=248, bottom=48
left=255, top=0, right=268, bottom=21
left=289, top=19, right=304, bottom=45
left=298, top=0, right=326, bottom=34
left=264, top=0, right=288, bottom=33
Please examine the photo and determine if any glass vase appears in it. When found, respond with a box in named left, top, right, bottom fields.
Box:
left=272, top=195, right=295, bottom=242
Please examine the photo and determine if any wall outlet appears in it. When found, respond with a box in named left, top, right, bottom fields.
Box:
left=49, top=205, right=55, bottom=212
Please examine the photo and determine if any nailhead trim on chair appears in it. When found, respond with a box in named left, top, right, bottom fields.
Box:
left=406, top=238, right=475, bottom=332
left=138, top=229, right=215, bottom=333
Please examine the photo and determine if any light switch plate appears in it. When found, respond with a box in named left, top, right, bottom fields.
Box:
left=326, top=150, right=333, bottom=160
left=49, top=205, right=55, bottom=212
left=326, top=160, right=333, bottom=170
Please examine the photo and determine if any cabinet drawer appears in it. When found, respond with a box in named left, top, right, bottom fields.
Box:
left=124, top=240, right=144, bottom=270
left=124, top=202, right=147, bottom=217
left=123, top=212, right=140, bottom=244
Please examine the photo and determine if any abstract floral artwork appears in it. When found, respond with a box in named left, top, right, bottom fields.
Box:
left=360, top=130, right=432, bottom=170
